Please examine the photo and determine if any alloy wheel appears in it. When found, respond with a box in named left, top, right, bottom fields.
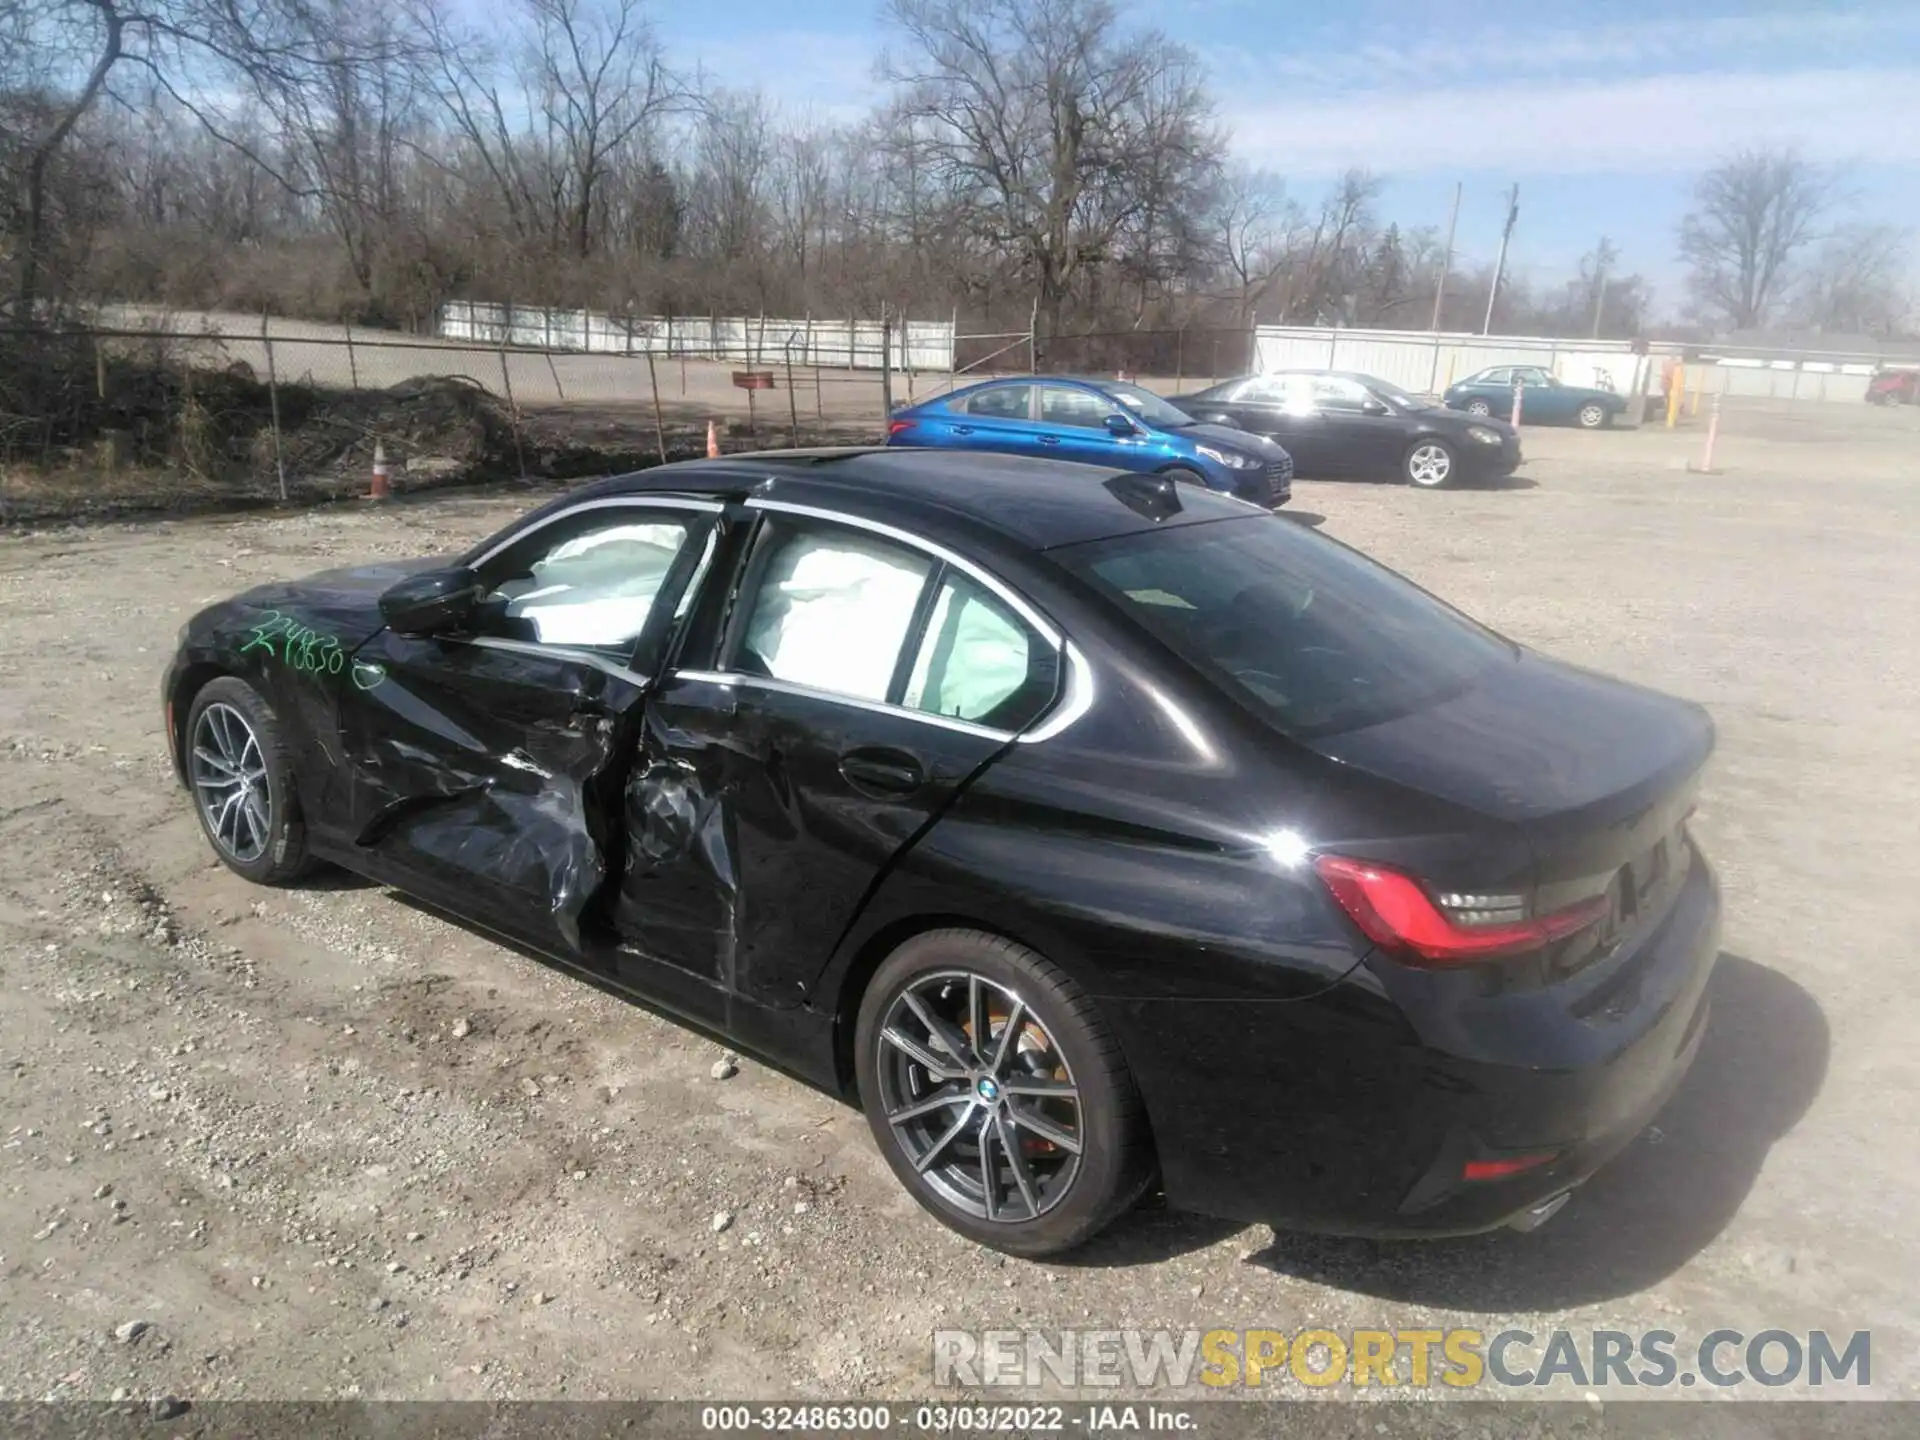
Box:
left=874, top=970, right=1083, bottom=1223
left=1579, top=403, right=1606, bottom=427
left=1466, top=400, right=1492, bottom=417
left=191, top=702, right=271, bottom=863
left=1407, top=443, right=1453, bottom=487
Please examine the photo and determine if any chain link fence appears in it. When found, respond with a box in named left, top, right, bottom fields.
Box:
left=0, top=311, right=1279, bottom=522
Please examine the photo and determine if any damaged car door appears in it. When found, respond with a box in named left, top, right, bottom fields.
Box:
left=335, top=497, right=722, bottom=956
left=616, top=501, right=1064, bottom=1012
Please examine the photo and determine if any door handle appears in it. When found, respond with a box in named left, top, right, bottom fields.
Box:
left=1037, top=435, right=1061, bottom=446
left=951, top=425, right=975, bottom=436
left=839, top=747, right=925, bottom=797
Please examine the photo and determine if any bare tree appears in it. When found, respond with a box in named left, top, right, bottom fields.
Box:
left=880, top=0, right=1218, bottom=346
left=1794, top=222, right=1912, bottom=336
left=1212, top=164, right=1293, bottom=322
left=1274, top=169, right=1380, bottom=325
left=521, top=0, right=690, bottom=258
left=1679, top=147, right=1836, bottom=330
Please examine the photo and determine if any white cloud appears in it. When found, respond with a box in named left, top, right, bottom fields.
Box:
left=1225, top=67, right=1920, bottom=177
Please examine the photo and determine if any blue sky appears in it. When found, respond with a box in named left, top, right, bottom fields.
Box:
left=653, top=0, right=1920, bottom=304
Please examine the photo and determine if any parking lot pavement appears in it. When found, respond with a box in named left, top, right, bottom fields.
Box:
left=1, top=409, right=1916, bottom=1405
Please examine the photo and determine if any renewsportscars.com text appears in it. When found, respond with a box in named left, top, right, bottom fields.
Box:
left=933, top=1327, right=1872, bottom=1391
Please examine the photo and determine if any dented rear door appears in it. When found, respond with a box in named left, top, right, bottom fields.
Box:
left=614, top=503, right=1066, bottom=1011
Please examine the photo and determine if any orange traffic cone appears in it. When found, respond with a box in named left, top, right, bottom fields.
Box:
left=369, top=440, right=391, bottom=500
left=705, top=419, right=720, bottom=458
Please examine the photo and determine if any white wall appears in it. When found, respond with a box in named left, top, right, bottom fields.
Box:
left=1253, top=326, right=1658, bottom=398
left=439, top=302, right=955, bottom=373
left=1250, top=325, right=1886, bottom=407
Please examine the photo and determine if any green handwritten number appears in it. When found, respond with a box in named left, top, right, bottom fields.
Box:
left=240, top=611, right=353, bottom=679
left=239, top=610, right=283, bottom=658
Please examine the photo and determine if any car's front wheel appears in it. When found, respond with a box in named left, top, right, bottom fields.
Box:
left=1464, top=398, right=1493, bottom=418
left=854, top=930, right=1153, bottom=1257
left=185, top=676, right=313, bottom=884
left=1577, top=401, right=1610, bottom=429
left=1403, top=439, right=1458, bottom=488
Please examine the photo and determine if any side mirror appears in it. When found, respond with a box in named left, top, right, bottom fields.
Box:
left=1104, top=413, right=1138, bottom=437
left=1360, top=398, right=1390, bottom=416
left=380, top=566, right=481, bottom=636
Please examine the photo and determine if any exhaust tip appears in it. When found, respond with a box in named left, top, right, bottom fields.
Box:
left=1507, top=1191, right=1572, bottom=1233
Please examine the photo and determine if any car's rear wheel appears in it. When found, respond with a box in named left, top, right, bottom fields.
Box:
left=1403, top=439, right=1458, bottom=489
left=854, top=930, right=1153, bottom=1257
left=1464, top=398, right=1493, bottom=418
left=186, top=677, right=313, bottom=884
left=1577, top=401, right=1610, bottom=429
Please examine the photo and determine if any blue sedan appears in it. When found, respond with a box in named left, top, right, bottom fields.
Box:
left=1443, top=365, right=1627, bottom=429
left=887, top=377, right=1292, bottom=507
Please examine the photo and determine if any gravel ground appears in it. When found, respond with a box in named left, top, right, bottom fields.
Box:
left=1, top=402, right=1917, bottom=1416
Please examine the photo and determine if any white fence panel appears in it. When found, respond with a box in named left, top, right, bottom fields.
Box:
left=1252, top=324, right=1894, bottom=406
left=438, top=302, right=954, bottom=372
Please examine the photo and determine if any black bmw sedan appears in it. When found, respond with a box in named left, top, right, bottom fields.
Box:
left=164, top=449, right=1718, bottom=1257
left=1170, top=370, right=1523, bottom=488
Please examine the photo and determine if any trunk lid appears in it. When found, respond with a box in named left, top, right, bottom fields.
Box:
left=1311, top=649, right=1713, bottom=893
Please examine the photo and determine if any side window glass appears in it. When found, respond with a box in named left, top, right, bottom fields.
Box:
left=962, top=385, right=1032, bottom=420
left=482, top=510, right=697, bottom=656
left=1227, top=375, right=1288, bottom=403
left=1312, top=377, right=1369, bottom=410
left=904, top=572, right=1058, bottom=730
left=734, top=522, right=932, bottom=701
left=1521, top=368, right=1551, bottom=386
left=1038, top=386, right=1114, bottom=429
left=1480, top=368, right=1512, bottom=387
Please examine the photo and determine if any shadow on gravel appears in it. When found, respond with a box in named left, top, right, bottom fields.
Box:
left=1243, top=953, right=1829, bottom=1309
left=1056, top=1196, right=1249, bottom=1268
left=1471, top=471, right=1541, bottom=491
left=1280, top=510, right=1327, bottom=528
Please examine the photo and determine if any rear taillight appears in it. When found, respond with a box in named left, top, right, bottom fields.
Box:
left=1312, top=854, right=1607, bottom=965
left=887, top=419, right=917, bottom=438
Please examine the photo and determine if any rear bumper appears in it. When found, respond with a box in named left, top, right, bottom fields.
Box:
left=1115, top=853, right=1721, bottom=1237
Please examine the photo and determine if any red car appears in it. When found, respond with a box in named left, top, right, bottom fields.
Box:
left=1866, top=370, right=1919, bottom=405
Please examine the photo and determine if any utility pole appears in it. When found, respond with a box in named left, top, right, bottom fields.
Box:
left=1482, top=184, right=1519, bottom=336
left=1430, top=180, right=1462, bottom=331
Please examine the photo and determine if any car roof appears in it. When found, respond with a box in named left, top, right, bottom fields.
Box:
left=558, top=448, right=1257, bottom=552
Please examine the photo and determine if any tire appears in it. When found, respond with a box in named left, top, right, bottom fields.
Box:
left=184, top=676, right=314, bottom=885
left=1464, top=399, right=1493, bottom=418
left=1403, top=439, right=1458, bottom=489
left=1576, top=401, right=1609, bottom=429
left=854, top=929, right=1154, bottom=1258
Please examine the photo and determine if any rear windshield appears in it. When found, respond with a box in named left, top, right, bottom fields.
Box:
left=1055, top=516, right=1513, bottom=737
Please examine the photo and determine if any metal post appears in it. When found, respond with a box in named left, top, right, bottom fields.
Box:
left=849, top=313, right=857, bottom=370
left=344, top=322, right=360, bottom=388
left=880, top=307, right=895, bottom=423
left=786, top=336, right=800, bottom=446
left=1175, top=325, right=1184, bottom=387
left=1430, top=180, right=1461, bottom=331
left=1028, top=297, right=1038, bottom=374
left=1484, top=184, right=1519, bottom=336
left=902, top=308, right=916, bottom=403
left=260, top=311, right=288, bottom=502
left=1510, top=378, right=1524, bottom=427
left=497, top=337, right=527, bottom=480
left=644, top=352, right=668, bottom=465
